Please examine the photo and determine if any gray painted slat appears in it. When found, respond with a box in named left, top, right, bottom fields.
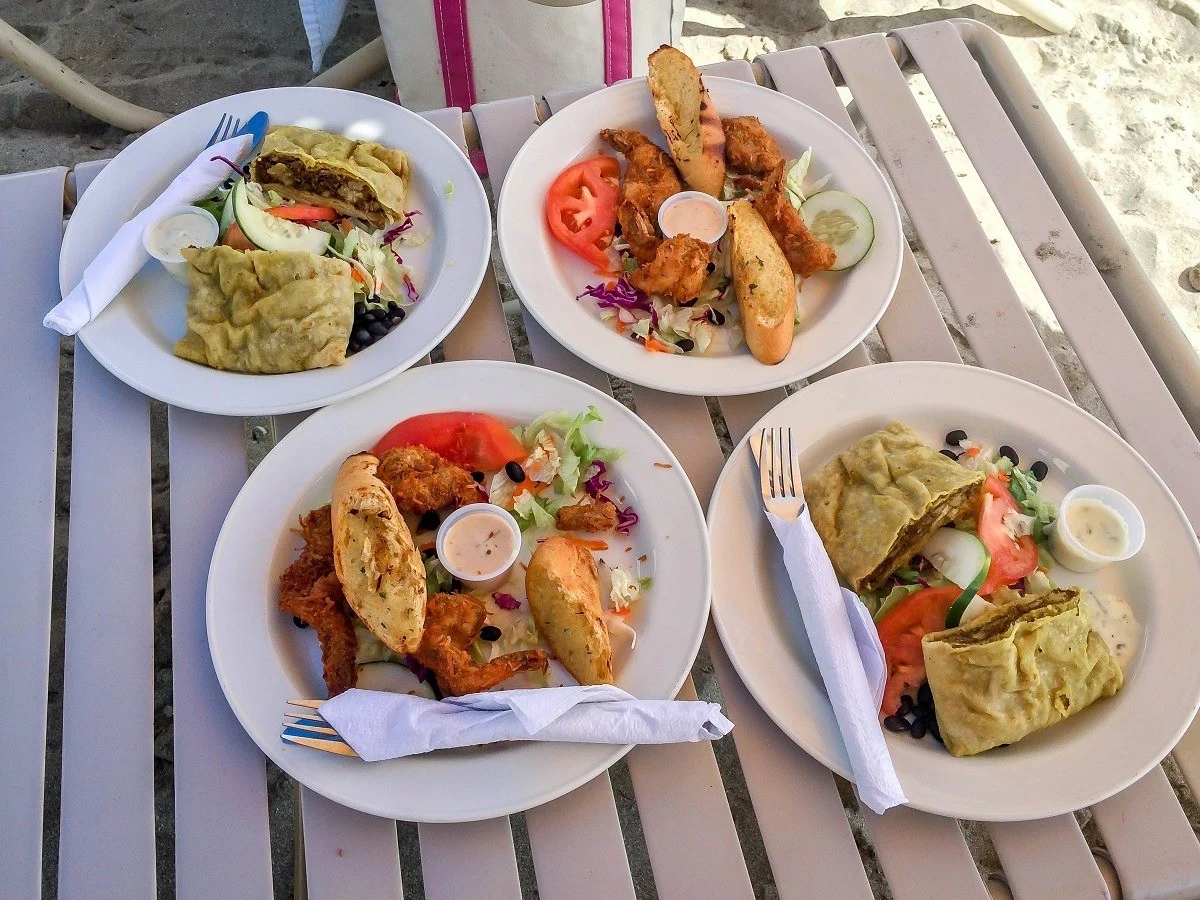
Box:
left=58, top=346, right=156, bottom=900
left=471, top=96, right=542, bottom=190
left=899, top=21, right=1200, bottom=527
left=758, top=46, right=960, bottom=366
left=419, top=819, right=522, bottom=900
left=543, top=84, right=604, bottom=113
left=863, top=805, right=989, bottom=899
left=988, top=817, right=1108, bottom=900
left=168, top=409, right=272, bottom=898
left=825, top=34, right=1068, bottom=396
left=73, top=158, right=111, bottom=196
left=300, top=789, right=402, bottom=899
left=0, top=167, right=66, bottom=899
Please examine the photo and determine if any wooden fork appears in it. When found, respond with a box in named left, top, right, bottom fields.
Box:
left=281, top=700, right=359, bottom=758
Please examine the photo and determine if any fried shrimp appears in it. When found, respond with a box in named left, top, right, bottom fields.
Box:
left=375, top=445, right=480, bottom=514
left=278, top=504, right=359, bottom=697
left=555, top=499, right=619, bottom=533
left=628, top=234, right=714, bottom=305
left=413, top=593, right=549, bottom=696
left=723, top=116, right=783, bottom=180
left=755, top=162, right=837, bottom=278
left=601, top=128, right=683, bottom=263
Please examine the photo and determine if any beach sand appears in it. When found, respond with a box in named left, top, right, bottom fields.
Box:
left=4, top=1, right=1198, bottom=897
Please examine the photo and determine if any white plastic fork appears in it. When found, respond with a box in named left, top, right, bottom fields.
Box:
left=281, top=700, right=359, bottom=757
left=756, top=426, right=806, bottom=522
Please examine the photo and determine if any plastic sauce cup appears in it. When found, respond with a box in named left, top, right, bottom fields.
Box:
left=142, top=204, right=219, bottom=285
left=657, top=191, right=728, bottom=244
left=1049, top=484, right=1145, bottom=573
left=435, top=503, right=523, bottom=592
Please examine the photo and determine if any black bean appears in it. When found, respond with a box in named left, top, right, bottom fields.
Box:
left=676, top=338, right=695, bottom=352
left=1030, top=460, right=1048, bottom=481
left=897, top=696, right=913, bottom=717
left=706, top=262, right=716, bottom=273
left=393, top=307, right=406, bottom=323
left=910, top=719, right=928, bottom=739
left=449, top=578, right=463, bottom=592
left=505, top=461, right=526, bottom=483
left=928, top=721, right=943, bottom=744
left=387, top=301, right=401, bottom=315
left=293, top=615, right=309, bottom=629
left=710, top=309, right=726, bottom=325
left=354, top=301, right=367, bottom=317
left=945, top=429, right=968, bottom=446
left=418, top=510, right=441, bottom=532
left=347, top=341, right=361, bottom=355
left=998, top=445, right=1019, bottom=466
left=939, top=449, right=960, bottom=460
left=917, top=682, right=933, bottom=707
left=479, top=625, right=502, bottom=642
left=883, top=715, right=910, bottom=733
left=471, top=471, right=485, bottom=483
left=388, top=314, right=404, bottom=327
left=368, top=321, right=388, bottom=337
left=354, top=328, right=372, bottom=345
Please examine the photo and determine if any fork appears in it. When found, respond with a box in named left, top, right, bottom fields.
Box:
left=204, top=113, right=242, bottom=149
left=757, top=427, right=806, bottom=522
left=281, top=700, right=359, bottom=757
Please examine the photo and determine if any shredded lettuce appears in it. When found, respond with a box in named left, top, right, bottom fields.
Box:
left=782, top=150, right=832, bottom=211
left=866, top=582, right=922, bottom=621
left=445, top=181, right=455, bottom=199
left=354, top=623, right=403, bottom=664
left=513, top=491, right=555, bottom=530
left=608, top=566, right=642, bottom=612
left=1007, top=466, right=1057, bottom=543
left=424, top=555, right=453, bottom=594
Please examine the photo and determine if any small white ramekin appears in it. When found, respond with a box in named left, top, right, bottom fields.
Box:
left=435, top=503, right=523, bottom=592
left=1049, top=484, right=1145, bottom=573
left=142, top=204, right=219, bottom=285
left=657, top=190, right=728, bottom=244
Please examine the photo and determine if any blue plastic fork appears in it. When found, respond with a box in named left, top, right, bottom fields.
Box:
left=204, top=112, right=241, bottom=149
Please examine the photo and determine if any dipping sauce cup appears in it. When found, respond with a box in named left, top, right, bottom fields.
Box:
left=657, top=191, right=728, bottom=244
left=1049, top=484, right=1145, bottom=573
left=142, top=204, right=219, bottom=285
left=435, top=503, right=523, bottom=592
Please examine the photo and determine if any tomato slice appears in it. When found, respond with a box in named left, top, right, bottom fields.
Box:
left=268, top=204, right=339, bottom=221
left=976, top=474, right=1040, bottom=595
left=545, top=156, right=620, bottom=271
left=877, top=585, right=961, bottom=715
left=372, top=412, right=527, bottom=471
left=222, top=222, right=256, bottom=251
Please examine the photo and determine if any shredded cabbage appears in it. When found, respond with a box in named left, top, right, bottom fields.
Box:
left=424, top=555, right=453, bottom=594
left=782, top=150, right=832, bottom=211
left=513, top=491, right=555, bottom=530
left=608, top=566, right=642, bottom=612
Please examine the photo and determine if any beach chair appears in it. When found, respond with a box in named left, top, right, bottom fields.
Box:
left=7, top=20, right=1200, bottom=899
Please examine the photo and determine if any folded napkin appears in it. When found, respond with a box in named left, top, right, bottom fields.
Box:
left=767, top=508, right=907, bottom=814
left=319, top=685, right=734, bottom=762
left=298, top=0, right=348, bottom=71
left=45, top=134, right=252, bottom=336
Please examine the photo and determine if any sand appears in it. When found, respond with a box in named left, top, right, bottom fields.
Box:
left=4, top=1, right=1198, bottom=897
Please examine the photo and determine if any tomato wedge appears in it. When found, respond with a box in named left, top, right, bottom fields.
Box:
left=221, top=222, right=256, bottom=250
left=976, top=474, right=1039, bottom=596
left=268, top=204, right=340, bottom=222
left=372, top=412, right=527, bottom=471
left=545, top=156, right=620, bottom=271
left=877, top=585, right=961, bottom=715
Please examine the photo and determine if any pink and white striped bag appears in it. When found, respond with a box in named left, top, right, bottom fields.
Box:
left=374, top=0, right=685, bottom=112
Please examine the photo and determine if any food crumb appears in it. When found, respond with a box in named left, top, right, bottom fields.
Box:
left=638, top=554, right=647, bottom=562
left=653, top=462, right=673, bottom=469
left=337, top=849, right=343, bottom=858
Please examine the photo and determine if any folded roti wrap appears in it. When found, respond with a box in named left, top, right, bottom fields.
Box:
left=923, top=589, right=1124, bottom=757
left=804, top=422, right=985, bottom=592
left=174, top=245, right=353, bottom=374
left=250, top=125, right=410, bottom=228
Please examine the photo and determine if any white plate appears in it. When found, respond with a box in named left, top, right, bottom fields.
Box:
left=207, top=360, right=711, bottom=822
left=497, top=77, right=903, bottom=397
left=61, top=87, right=491, bottom=416
left=708, top=361, right=1200, bottom=821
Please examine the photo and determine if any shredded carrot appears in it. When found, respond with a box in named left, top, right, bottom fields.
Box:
left=350, top=268, right=366, bottom=285
left=965, top=446, right=981, bottom=458
left=512, top=480, right=547, bottom=498
left=998, top=471, right=1011, bottom=484
left=610, top=606, right=632, bottom=618
left=417, top=540, right=436, bottom=552
left=645, top=337, right=675, bottom=354
left=653, top=462, right=673, bottom=469
left=567, top=537, right=609, bottom=551
left=339, top=218, right=354, bottom=233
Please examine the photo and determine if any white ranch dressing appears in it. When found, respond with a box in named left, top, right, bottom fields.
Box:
left=1082, top=591, right=1141, bottom=671
left=145, top=209, right=218, bottom=262
left=1065, top=498, right=1128, bottom=557
left=440, top=510, right=518, bottom=578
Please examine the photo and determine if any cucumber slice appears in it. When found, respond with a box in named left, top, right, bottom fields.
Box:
left=944, top=560, right=990, bottom=628
left=219, top=190, right=235, bottom=237
left=921, top=528, right=989, bottom=590
left=800, top=190, right=874, bottom=270
left=231, top=179, right=330, bottom=254
left=958, top=595, right=996, bottom=626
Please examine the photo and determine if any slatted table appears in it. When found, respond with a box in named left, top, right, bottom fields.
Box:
left=7, top=18, right=1200, bottom=900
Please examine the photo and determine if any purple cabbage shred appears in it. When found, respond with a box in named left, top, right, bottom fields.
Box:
left=383, top=210, right=422, bottom=243
left=576, top=277, right=652, bottom=314
left=584, top=461, right=612, bottom=498
left=615, top=505, right=639, bottom=535
left=493, top=592, right=521, bottom=611
left=404, top=654, right=429, bottom=682
left=403, top=274, right=420, bottom=303
left=916, top=576, right=931, bottom=589
left=210, top=155, right=249, bottom=177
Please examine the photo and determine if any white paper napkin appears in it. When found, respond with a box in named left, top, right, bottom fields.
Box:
left=44, top=134, right=252, bottom=336
left=319, top=685, right=734, bottom=763
left=766, top=508, right=907, bottom=814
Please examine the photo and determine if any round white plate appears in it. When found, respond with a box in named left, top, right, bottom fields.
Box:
left=207, top=360, right=711, bottom=822
left=497, top=77, right=903, bottom=397
left=708, top=361, right=1200, bottom=821
left=61, top=87, right=491, bottom=416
